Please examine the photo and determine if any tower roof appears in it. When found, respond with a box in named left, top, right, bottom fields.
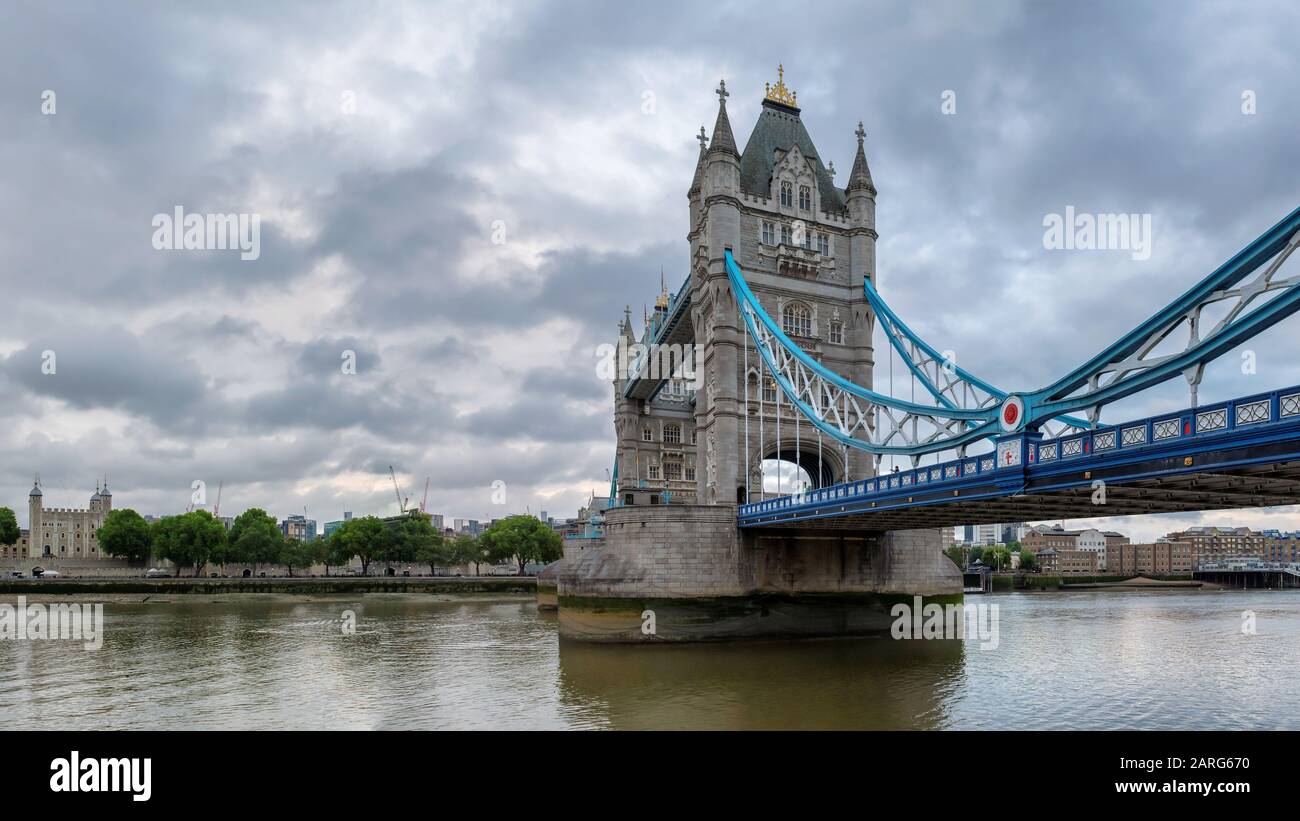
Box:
left=739, top=69, right=845, bottom=211
left=846, top=121, right=876, bottom=195
left=707, top=80, right=739, bottom=158
left=688, top=126, right=708, bottom=195
left=29, top=483, right=41, bottom=498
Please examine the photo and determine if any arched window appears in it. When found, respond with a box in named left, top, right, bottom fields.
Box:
left=780, top=181, right=793, bottom=207
left=799, top=185, right=811, bottom=211
left=664, top=424, right=681, bottom=444
left=782, top=303, right=812, bottom=337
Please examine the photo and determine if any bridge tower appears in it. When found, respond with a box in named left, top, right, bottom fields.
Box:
left=691, top=68, right=877, bottom=503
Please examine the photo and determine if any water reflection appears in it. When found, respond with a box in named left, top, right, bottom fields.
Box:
left=558, top=636, right=965, bottom=730
left=0, top=590, right=1297, bottom=730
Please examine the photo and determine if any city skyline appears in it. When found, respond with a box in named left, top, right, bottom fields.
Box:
left=3, top=2, right=1300, bottom=541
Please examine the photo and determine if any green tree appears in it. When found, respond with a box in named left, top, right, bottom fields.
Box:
left=229, top=508, right=282, bottom=575
left=279, top=535, right=321, bottom=577
left=385, top=514, right=434, bottom=571
left=324, top=531, right=354, bottom=576
left=0, top=507, right=21, bottom=555
left=1019, top=549, right=1037, bottom=572
left=968, top=546, right=985, bottom=565
left=151, top=510, right=226, bottom=577
left=481, top=515, right=563, bottom=575
left=451, top=534, right=487, bottom=575
left=336, top=516, right=387, bottom=576
left=96, top=508, right=153, bottom=563
left=415, top=531, right=451, bottom=575
left=944, top=545, right=966, bottom=569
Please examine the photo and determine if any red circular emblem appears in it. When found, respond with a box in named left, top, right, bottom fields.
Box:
left=1003, top=403, right=1019, bottom=426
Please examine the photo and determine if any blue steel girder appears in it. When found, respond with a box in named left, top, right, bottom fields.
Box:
left=622, top=273, right=694, bottom=400
left=728, top=250, right=1000, bottom=459
left=863, top=276, right=1090, bottom=438
left=727, top=205, right=1300, bottom=458
left=1024, top=206, right=1300, bottom=425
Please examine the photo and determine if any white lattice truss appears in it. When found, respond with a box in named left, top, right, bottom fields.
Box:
left=743, top=299, right=992, bottom=460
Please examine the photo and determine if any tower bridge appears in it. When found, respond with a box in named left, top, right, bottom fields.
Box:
left=555, top=67, right=1300, bottom=642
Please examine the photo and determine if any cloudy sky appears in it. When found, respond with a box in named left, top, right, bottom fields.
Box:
left=1, top=1, right=1298, bottom=541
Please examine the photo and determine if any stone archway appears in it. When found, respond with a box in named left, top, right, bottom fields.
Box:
left=752, top=442, right=842, bottom=496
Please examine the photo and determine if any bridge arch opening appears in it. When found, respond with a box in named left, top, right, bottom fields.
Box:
left=755, top=445, right=839, bottom=497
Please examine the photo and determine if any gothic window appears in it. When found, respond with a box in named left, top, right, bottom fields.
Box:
left=782, top=303, right=812, bottom=338
left=664, top=462, right=682, bottom=481
left=830, top=320, right=844, bottom=344
left=762, top=221, right=775, bottom=245
left=799, top=185, right=811, bottom=211
left=664, top=424, right=681, bottom=444
left=781, top=224, right=792, bottom=245
left=802, top=228, right=813, bottom=249
left=648, top=465, right=661, bottom=480
left=763, top=378, right=777, bottom=403
left=642, top=427, right=653, bottom=442
left=818, top=233, right=830, bottom=255
left=780, top=181, right=793, bottom=207
left=685, top=467, right=697, bottom=482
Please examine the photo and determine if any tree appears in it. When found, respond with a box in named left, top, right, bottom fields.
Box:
left=96, top=508, right=152, bottom=563
left=385, top=514, right=434, bottom=571
left=1019, top=549, right=1037, bottom=572
left=229, top=508, right=282, bottom=575
left=279, top=535, right=321, bottom=577
left=451, top=534, right=487, bottom=575
left=336, top=516, right=387, bottom=576
left=151, top=510, right=226, bottom=577
left=481, top=515, right=563, bottom=575
left=415, top=532, right=451, bottom=575
left=324, top=531, right=354, bottom=576
left=968, top=546, right=985, bottom=565
left=0, top=507, right=21, bottom=555
left=944, top=545, right=965, bottom=569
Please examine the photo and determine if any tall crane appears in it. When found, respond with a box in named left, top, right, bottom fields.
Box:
left=388, top=466, right=407, bottom=514
left=213, top=481, right=223, bottom=518
left=420, top=477, right=430, bottom=513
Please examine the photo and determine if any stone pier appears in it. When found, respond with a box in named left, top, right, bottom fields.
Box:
left=555, top=504, right=962, bottom=642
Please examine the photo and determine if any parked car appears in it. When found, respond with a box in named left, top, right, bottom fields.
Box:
left=145, top=568, right=170, bottom=578
left=39, top=570, right=61, bottom=578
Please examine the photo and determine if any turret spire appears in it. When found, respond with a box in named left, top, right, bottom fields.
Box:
left=708, top=79, right=739, bottom=157
left=846, top=121, right=875, bottom=194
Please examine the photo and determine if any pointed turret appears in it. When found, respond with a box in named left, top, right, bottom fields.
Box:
left=846, top=121, right=876, bottom=195
left=688, top=126, right=708, bottom=197
left=707, top=80, right=739, bottom=158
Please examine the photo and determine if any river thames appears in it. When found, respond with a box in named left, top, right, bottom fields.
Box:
left=1, top=589, right=1297, bottom=730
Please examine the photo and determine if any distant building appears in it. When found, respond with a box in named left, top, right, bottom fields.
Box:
left=280, top=514, right=317, bottom=541
left=323, top=511, right=353, bottom=538
left=429, top=513, right=444, bottom=532
left=1110, top=540, right=1193, bottom=575
left=453, top=518, right=483, bottom=537
left=1024, top=525, right=1128, bottom=570
left=4, top=477, right=114, bottom=561
left=1163, top=526, right=1273, bottom=568
left=1036, top=547, right=1098, bottom=575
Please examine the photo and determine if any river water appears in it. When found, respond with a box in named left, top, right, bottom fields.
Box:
left=1, top=589, right=1297, bottom=730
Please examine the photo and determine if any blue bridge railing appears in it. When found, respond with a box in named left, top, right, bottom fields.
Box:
left=739, top=383, right=1300, bottom=523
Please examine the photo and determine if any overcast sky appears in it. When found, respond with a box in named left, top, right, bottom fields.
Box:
left=2, top=1, right=1299, bottom=541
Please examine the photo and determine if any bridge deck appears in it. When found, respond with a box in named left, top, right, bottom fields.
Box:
left=739, top=385, right=1300, bottom=530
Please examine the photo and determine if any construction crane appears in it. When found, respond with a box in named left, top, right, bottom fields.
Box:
left=388, top=466, right=407, bottom=514
left=420, top=477, right=430, bottom=513
left=213, top=481, right=223, bottom=518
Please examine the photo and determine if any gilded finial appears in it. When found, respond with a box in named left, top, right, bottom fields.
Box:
left=764, top=64, right=797, bottom=107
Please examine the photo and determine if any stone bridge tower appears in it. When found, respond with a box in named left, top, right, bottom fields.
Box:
left=691, top=68, right=878, bottom=504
